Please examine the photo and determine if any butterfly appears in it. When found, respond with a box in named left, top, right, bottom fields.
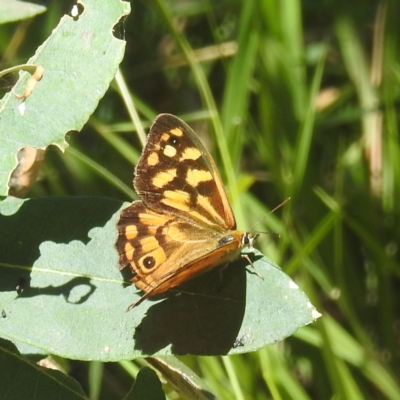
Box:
left=116, top=114, right=258, bottom=311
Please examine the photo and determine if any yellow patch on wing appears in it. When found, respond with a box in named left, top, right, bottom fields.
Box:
left=186, top=169, right=212, bottom=187
left=147, top=152, right=159, bottom=166
left=139, top=236, right=159, bottom=252
left=161, top=190, right=191, bottom=211
left=124, top=242, right=135, bottom=259
left=138, top=212, right=171, bottom=227
left=124, top=224, right=138, bottom=240
left=180, top=147, right=201, bottom=161
left=163, top=144, right=177, bottom=158
left=152, top=168, right=177, bottom=188
left=197, top=194, right=224, bottom=224
left=189, top=210, right=217, bottom=227
left=161, top=133, right=170, bottom=142
left=170, top=127, right=183, bottom=136
left=164, top=225, right=189, bottom=242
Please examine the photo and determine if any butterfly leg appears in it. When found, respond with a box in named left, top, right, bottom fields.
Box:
left=214, top=263, right=231, bottom=292
left=241, top=254, right=264, bottom=280
left=125, top=291, right=151, bottom=312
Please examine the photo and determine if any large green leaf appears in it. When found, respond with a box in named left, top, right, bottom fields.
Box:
left=0, top=0, right=130, bottom=195
left=0, top=0, right=46, bottom=24
left=147, top=356, right=216, bottom=400
left=0, top=338, right=86, bottom=399
left=124, top=367, right=165, bottom=400
left=0, top=196, right=320, bottom=360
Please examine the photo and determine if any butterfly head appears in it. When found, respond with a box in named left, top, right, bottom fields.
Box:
left=242, top=232, right=259, bottom=250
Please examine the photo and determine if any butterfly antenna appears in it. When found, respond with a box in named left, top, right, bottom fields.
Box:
left=249, top=197, right=291, bottom=231
left=270, top=197, right=291, bottom=214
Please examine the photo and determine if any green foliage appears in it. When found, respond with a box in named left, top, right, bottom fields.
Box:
left=0, top=338, right=86, bottom=400
left=1, top=0, right=400, bottom=399
left=126, top=367, right=165, bottom=400
left=0, top=0, right=46, bottom=24
left=0, top=0, right=128, bottom=195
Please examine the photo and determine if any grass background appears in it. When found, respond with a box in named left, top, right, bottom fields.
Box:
left=1, top=0, right=400, bottom=399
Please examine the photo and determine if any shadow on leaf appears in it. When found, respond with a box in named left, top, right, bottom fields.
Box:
left=133, top=259, right=248, bottom=355
left=0, top=196, right=121, bottom=298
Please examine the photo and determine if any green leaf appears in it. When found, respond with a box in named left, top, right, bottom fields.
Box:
left=0, top=0, right=46, bottom=24
left=147, top=356, right=216, bottom=400
left=0, top=0, right=130, bottom=195
left=0, top=338, right=86, bottom=400
left=0, top=196, right=319, bottom=360
left=124, top=367, right=165, bottom=400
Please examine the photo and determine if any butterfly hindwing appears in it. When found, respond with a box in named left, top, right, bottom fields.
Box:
left=117, top=201, right=243, bottom=300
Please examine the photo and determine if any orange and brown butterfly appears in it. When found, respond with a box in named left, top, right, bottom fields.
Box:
left=116, top=114, right=258, bottom=311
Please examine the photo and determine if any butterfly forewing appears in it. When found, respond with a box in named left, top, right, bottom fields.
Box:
left=134, top=114, right=236, bottom=231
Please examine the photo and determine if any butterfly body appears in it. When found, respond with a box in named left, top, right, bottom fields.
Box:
left=116, top=114, right=255, bottom=310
